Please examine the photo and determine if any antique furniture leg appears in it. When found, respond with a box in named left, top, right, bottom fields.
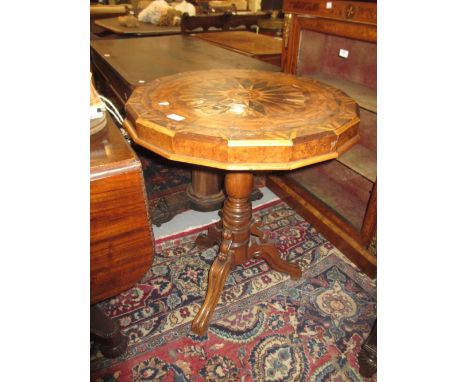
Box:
left=186, top=167, right=225, bottom=212
left=187, top=167, right=264, bottom=213
left=195, top=219, right=223, bottom=249
left=192, top=172, right=302, bottom=335
left=248, top=240, right=301, bottom=279
left=91, top=305, right=128, bottom=358
left=358, top=319, right=377, bottom=377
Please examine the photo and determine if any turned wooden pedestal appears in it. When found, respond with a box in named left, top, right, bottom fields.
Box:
left=124, top=69, right=360, bottom=334
left=186, top=168, right=264, bottom=213
left=192, top=172, right=301, bottom=334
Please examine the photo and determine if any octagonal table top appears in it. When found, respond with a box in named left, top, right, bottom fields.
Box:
left=124, top=69, right=360, bottom=171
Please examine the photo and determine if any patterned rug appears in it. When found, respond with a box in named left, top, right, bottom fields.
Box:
left=91, top=200, right=377, bottom=381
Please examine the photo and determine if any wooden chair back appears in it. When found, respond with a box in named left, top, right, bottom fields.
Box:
left=181, top=12, right=271, bottom=34
left=181, top=13, right=229, bottom=33
left=225, top=13, right=270, bottom=31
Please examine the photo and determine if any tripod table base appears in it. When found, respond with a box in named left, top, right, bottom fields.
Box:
left=191, top=171, right=301, bottom=336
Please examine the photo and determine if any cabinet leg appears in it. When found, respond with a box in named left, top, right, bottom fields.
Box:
left=91, top=305, right=128, bottom=358
left=358, top=319, right=377, bottom=377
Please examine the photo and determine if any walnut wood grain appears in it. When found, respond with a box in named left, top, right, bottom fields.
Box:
left=125, top=69, right=360, bottom=171
left=90, top=118, right=154, bottom=304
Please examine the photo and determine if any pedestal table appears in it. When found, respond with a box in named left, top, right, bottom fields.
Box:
left=124, top=69, right=360, bottom=334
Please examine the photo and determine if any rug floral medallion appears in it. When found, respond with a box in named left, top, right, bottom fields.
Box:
left=91, top=201, right=377, bottom=382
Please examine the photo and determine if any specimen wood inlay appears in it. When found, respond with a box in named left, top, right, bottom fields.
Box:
left=125, top=69, right=359, bottom=170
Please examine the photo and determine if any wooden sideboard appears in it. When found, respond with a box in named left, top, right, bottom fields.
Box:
left=267, top=0, right=377, bottom=277
left=91, top=115, right=154, bottom=305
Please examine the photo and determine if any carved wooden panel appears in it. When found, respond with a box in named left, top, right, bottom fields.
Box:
left=284, top=0, right=377, bottom=24
left=125, top=69, right=359, bottom=170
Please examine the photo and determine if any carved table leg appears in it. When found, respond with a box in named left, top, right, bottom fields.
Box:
left=249, top=239, right=301, bottom=280
left=195, top=220, right=223, bottom=250
left=192, top=172, right=302, bottom=335
left=91, top=305, right=128, bottom=358
left=191, top=231, right=233, bottom=335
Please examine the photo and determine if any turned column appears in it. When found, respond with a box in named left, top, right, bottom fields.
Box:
left=191, top=172, right=253, bottom=334
left=223, top=172, right=253, bottom=264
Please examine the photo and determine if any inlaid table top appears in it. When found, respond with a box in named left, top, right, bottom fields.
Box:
left=125, top=69, right=360, bottom=171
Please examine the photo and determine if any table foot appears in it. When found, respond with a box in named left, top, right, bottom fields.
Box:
left=250, top=218, right=267, bottom=241
left=91, top=305, right=128, bottom=358
left=248, top=239, right=302, bottom=280
left=195, top=216, right=265, bottom=251
left=250, top=187, right=264, bottom=202
left=192, top=232, right=233, bottom=335
left=195, top=221, right=223, bottom=250
left=358, top=319, right=377, bottom=377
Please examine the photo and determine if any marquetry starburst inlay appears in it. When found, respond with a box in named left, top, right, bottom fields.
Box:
left=124, top=70, right=359, bottom=170
left=178, top=77, right=307, bottom=117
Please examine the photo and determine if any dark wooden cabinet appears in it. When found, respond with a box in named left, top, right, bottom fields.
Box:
left=267, top=0, right=376, bottom=277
